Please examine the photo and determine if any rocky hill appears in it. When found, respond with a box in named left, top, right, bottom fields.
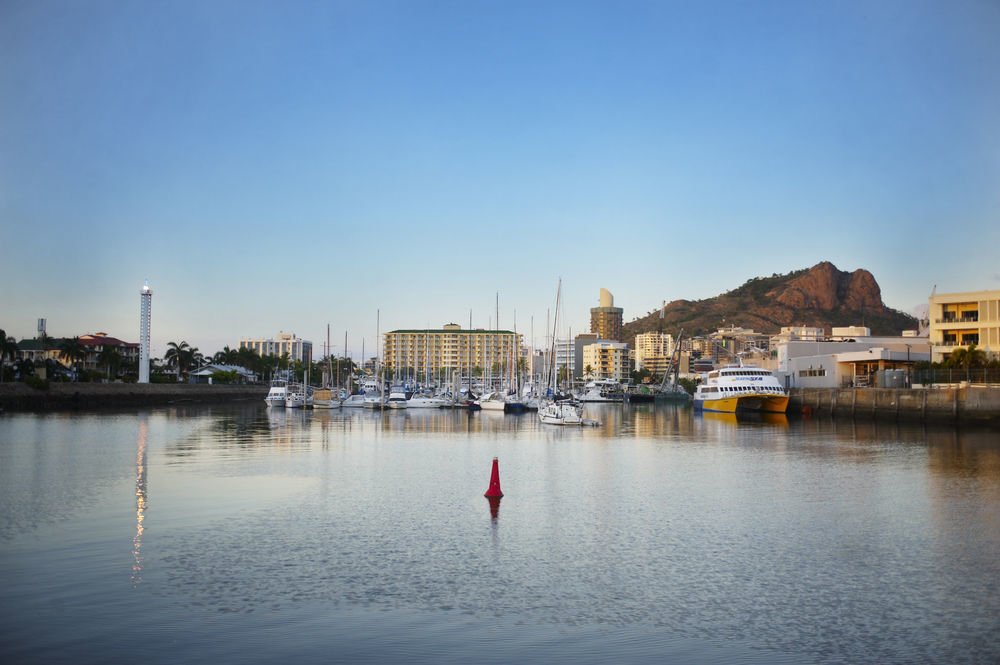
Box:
left=622, top=262, right=918, bottom=345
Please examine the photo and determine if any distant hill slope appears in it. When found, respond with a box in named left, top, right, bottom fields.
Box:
left=622, top=261, right=918, bottom=346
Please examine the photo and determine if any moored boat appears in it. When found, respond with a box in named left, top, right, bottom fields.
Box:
left=408, top=393, right=449, bottom=408
left=538, top=399, right=583, bottom=425
left=312, top=388, right=337, bottom=409
left=577, top=378, right=624, bottom=403
left=340, top=393, right=367, bottom=408
left=475, top=391, right=507, bottom=411
left=693, top=364, right=788, bottom=413
left=264, top=378, right=288, bottom=408
left=285, top=384, right=313, bottom=408
left=386, top=387, right=408, bottom=409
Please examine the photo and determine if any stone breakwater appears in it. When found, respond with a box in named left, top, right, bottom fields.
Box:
left=0, top=383, right=268, bottom=411
left=789, top=385, right=1000, bottom=426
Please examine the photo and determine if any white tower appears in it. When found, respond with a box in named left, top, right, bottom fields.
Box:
left=139, top=280, right=152, bottom=383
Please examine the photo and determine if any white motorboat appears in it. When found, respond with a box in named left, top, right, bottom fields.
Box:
left=360, top=376, right=384, bottom=409
left=577, top=378, right=624, bottom=402
left=386, top=388, right=408, bottom=409
left=538, top=399, right=583, bottom=425
left=475, top=391, right=507, bottom=411
left=285, top=384, right=313, bottom=408
left=407, top=393, right=449, bottom=408
left=265, top=378, right=288, bottom=407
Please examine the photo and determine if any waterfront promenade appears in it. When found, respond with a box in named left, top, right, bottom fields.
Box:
left=0, top=382, right=267, bottom=411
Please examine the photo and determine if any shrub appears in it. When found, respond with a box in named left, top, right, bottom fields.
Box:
left=25, top=376, right=49, bottom=391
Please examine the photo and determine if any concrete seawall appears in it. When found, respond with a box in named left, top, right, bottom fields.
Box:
left=789, top=386, right=1000, bottom=426
left=0, top=383, right=269, bottom=412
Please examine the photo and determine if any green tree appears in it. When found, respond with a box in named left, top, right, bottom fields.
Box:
left=97, top=346, right=123, bottom=380
left=58, top=337, right=89, bottom=379
left=164, top=341, right=200, bottom=380
left=946, top=344, right=986, bottom=369
left=583, top=364, right=595, bottom=380
left=678, top=377, right=697, bottom=395
left=0, top=329, right=17, bottom=382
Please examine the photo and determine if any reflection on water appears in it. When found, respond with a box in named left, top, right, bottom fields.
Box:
left=2, top=404, right=999, bottom=665
left=131, top=417, right=147, bottom=586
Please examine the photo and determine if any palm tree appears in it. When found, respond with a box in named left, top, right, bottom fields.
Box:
left=164, top=341, right=196, bottom=381
left=0, top=329, right=17, bottom=382
left=946, top=343, right=986, bottom=370
left=58, top=337, right=89, bottom=379
left=97, top=346, right=123, bottom=380
left=583, top=364, right=595, bottom=380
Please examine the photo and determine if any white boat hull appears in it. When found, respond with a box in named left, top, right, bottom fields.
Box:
left=538, top=401, right=583, bottom=425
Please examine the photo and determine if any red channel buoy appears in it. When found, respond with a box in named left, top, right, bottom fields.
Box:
left=484, top=457, right=503, bottom=497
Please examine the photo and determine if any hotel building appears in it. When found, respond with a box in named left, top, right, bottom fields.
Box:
left=382, top=325, right=523, bottom=378
left=928, top=289, right=1000, bottom=363
left=239, top=331, right=313, bottom=364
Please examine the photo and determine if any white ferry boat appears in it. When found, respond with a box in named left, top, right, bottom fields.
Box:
left=693, top=364, right=788, bottom=414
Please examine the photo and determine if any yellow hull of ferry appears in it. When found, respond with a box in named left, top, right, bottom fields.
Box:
left=699, top=393, right=789, bottom=414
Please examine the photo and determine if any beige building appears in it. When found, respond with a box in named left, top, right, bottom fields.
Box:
left=582, top=340, right=629, bottom=381
left=634, top=332, right=674, bottom=375
left=590, top=288, right=623, bottom=342
left=240, top=331, right=313, bottom=364
left=928, top=289, right=1000, bottom=363
left=382, top=325, right=523, bottom=378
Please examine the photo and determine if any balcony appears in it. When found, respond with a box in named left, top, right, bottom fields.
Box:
left=935, top=314, right=979, bottom=324
left=934, top=339, right=979, bottom=348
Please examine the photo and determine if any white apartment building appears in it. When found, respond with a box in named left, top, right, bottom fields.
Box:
left=239, top=331, right=313, bottom=364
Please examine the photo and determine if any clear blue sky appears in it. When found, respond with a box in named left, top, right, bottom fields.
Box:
left=2, top=0, right=998, bottom=359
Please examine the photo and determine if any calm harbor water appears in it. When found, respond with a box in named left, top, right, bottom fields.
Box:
left=1, top=403, right=998, bottom=664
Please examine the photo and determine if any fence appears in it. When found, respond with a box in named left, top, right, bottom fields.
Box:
left=911, top=368, right=1000, bottom=385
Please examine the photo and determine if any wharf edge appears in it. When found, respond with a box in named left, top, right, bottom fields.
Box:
left=0, top=383, right=268, bottom=412
left=788, top=386, right=1000, bottom=426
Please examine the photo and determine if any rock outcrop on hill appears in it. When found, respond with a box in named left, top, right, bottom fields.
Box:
left=622, top=262, right=917, bottom=345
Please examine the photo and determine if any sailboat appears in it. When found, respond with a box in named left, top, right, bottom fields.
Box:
left=538, top=279, right=583, bottom=425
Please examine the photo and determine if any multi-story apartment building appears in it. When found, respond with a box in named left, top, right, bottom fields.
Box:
left=590, top=288, right=623, bottom=342
left=239, top=331, right=313, bottom=364
left=554, top=338, right=575, bottom=377
left=928, top=289, right=1000, bottom=363
left=634, top=332, right=675, bottom=375
left=382, top=325, right=523, bottom=379
left=582, top=340, right=629, bottom=381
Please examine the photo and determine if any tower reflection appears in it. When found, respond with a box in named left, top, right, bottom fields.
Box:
left=132, top=418, right=148, bottom=586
